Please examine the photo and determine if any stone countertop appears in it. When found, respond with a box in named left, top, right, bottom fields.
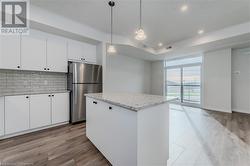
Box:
left=0, top=90, right=70, bottom=97
left=85, top=93, right=173, bottom=111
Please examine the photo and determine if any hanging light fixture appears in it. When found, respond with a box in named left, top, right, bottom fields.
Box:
left=107, top=0, right=116, bottom=54
left=135, top=0, right=146, bottom=41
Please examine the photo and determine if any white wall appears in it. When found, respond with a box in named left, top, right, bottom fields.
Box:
left=104, top=54, right=151, bottom=94
left=151, top=61, right=164, bottom=96
left=232, top=47, right=250, bottom=114
left=203, top=48, right=232, bottom=113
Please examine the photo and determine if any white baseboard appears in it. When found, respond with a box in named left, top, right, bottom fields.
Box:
left=202, top=107, right=232, bottom=113
left=232, top=109, right=250, bottom=114
left=0, top=121, right=69, bottom=140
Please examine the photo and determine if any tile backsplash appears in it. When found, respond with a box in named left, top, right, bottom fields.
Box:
left=0, top=70, right=67, bottom=94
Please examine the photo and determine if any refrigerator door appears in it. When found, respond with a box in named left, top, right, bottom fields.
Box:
left=70, top=84, right=102, bottom=123
left=68, top=62, right=102, bottom=84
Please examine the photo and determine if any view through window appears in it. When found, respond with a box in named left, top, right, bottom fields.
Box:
left=165, top=56, right=202, bottom=105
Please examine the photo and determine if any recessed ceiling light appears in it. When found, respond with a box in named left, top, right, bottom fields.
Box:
left=158, top=43, right=163, bottom=47
left=198, top=30, right=204, bottom=34
left=181, top=5, right=188, bottom=12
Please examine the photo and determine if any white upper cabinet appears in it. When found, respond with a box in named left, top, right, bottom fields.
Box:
left=30, top=94, right=51, bottom=129
left=0, top=35, right=21, bottom=70
left=47, top=36, right=67, bottom=72
left=0, top=97, right=4, bottom=137
left=21, top=30, right=47, bottom=71
left=85, top=43, right=97, bottom=63
left=68, top=39, right=97, bottom=63
left=5, top=95, right=30, bottom=135
left=51, top=93, right=69, bottom=124
left=68, top=39, right=85, bottom=61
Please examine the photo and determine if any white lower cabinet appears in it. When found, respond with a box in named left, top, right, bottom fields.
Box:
left=86, top=98, right=137, bottom=165
left=0, top=97, right=4, bottom=137
left=86, top=99, right=109, bottom=156
left=86, top=97, right=169, bottom=166
left=51, top=93, right=69, bottom=124
left=30, top=94, right=51, bottom=129
left=1, top=92, right=69, bottom=138
left=5, top=95, right=30, bottom=135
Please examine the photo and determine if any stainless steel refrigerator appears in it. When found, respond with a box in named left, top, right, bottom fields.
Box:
left=68, top=62, right=102, bottom=123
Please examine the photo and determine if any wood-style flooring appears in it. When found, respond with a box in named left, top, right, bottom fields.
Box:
left=0, top=104, right=250, bottom=166
left=0, top=123, right=110, bottom=166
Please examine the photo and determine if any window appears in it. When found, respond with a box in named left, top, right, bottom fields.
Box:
left=165, top=56, right=202, bottom=106
left=165, top=56, right=202, bottom=67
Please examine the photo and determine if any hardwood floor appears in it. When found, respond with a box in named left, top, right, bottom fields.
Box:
left=0, top=104, right=249, bottom=166
left=0, top=123, right=110, bottom=166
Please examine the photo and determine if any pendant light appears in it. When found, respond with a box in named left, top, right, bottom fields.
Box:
left=135, top=0, right=146, bottom=41
left=107, top=0, right=116, bottom=54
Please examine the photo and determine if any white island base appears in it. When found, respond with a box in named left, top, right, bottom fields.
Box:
left=86, top=94, right=169, bottom=166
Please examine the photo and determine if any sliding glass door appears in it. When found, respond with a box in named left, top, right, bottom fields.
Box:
left=182, top=66, right=201, bottom=104
left=166, top=68, right=181, bottom=101
left=165, top=56, right=202, bottom=106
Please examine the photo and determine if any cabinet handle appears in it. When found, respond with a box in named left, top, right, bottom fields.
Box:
left=93, top=101, right=97, bottom=104
left=26, top=96, right=29, bottom=99
left=44, top=68, right=47, bottom=70
left=48, top=95, right=51, bottom=97
left=52, top=95, right=54, bottom=97
left=17, top=66, right=20, bottom=68
left=47, top=68, right=50, bottom=70
left=109, top=106, right=112, bottom=110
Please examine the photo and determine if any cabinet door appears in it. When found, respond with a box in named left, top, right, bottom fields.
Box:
left=84, top=43, right=97, bottom=63
left=105, top=104, right=137, bottom=165
left=67, top=40, right=85, bottom=61
left=5, top=95, right=30, bottom=135
left=30, top=94, right=51, bottom=129
left=0, top=35, right=21, bottom=70
left=86, top=98, right=108, bottom=150
left=51, top=93, right=69, bottom=124
left=86, top=98, right=137, bottom=165
left=47, top=37, right=67, bottom=72
left=0, top=97, right=4, bottom=136
left=21, top=31, right=47, bottom=71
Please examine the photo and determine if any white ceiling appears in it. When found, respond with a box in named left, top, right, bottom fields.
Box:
left=31, top=0, right=250, bottom=49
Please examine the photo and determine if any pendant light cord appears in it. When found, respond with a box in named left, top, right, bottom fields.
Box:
left=140, top=0, right=142, bottom=28
left=111, top=4, right=113, bottom=44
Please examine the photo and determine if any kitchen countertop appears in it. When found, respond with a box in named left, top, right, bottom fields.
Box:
left=85, top=93, right=174, bottom=111
left=0, top=90, right=70, bottom=97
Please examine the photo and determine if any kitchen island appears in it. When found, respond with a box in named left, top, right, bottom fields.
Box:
left=85, top=93, right=169, bottom=166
